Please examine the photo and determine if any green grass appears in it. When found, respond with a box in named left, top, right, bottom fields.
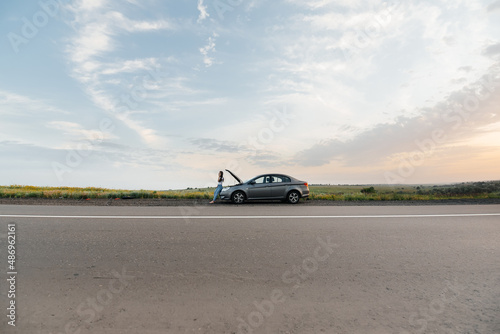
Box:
left=307, top=181, right=500, bottom=201
left=1, top=181, right=499, bottom=201
left=0, top=185, right=214, bottom=200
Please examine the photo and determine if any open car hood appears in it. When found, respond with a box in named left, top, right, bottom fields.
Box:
left=225, top=169, right=242, bottom=184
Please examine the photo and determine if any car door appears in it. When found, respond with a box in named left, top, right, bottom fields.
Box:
left=269, top=175, right=290, bottom=198
left=247, top=176, right=271, bottom=199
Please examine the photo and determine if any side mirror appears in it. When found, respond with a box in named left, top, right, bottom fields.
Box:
left=249, top=181, right=256, bottom=185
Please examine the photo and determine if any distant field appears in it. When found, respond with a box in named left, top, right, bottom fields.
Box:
left=308, top=182, right=500, bottom=201
left=1, top=181, right=499, bottom=201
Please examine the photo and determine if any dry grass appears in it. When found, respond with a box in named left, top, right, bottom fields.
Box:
left=308, top=181, right=500, bottom=201
left=0, top=185, right=213, bottom=200
left=1, top=182, right=499, bottom=201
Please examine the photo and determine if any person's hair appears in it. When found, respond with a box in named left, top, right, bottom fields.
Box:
left=218, top=171, right=224, bottom=182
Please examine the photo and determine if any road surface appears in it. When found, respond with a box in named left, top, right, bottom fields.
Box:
left=0, top=204, right=499, bottom=334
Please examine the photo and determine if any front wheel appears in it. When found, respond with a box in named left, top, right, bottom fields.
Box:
left=231, top=191, right=246, bottom=204
left=287, top=190, right=300, bottom=204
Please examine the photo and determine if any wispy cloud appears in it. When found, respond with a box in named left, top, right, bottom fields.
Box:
left=100, top=58, right=160, bottom=75
left=47, top=121, right=116, bottom=141
left=197, top=0, right=209, bottom=23
left=199, top=33, right=218, bottom=67
left=106, top=11, right=174, bottom=32
left=64, top=1, right=176, bottom=146
left=189, top=138, right=241, bottom=153
left=0, top=139, right=183, bottom=188
left=0, top=90, right=72, bottom=147
left=0, top=90, right=69, bottom=115
left=285, top=0, right=362, bottom=10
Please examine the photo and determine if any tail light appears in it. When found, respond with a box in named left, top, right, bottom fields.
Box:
left=304, top=182, right=308, bottom=187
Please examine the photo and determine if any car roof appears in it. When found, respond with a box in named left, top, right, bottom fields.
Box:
left=252, top=173, right=296, bottom=180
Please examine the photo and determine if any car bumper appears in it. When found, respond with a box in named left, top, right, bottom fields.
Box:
left=220, top=192, right=231, bottom=200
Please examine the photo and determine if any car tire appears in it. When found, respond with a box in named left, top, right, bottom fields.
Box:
left=287, top=190, right=300, bottom=204
left=231, top=191, right=246, bottom=204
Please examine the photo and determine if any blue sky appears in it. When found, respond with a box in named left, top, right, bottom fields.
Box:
left=1, top=0, right=499, bottom=189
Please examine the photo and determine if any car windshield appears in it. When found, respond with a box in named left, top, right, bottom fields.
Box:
left=244, top=176, right=266, bottom=184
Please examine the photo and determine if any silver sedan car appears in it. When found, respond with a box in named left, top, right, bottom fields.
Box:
left=220, top=169, right=310, bottom=204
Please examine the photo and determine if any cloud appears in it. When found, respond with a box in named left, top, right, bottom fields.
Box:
left=78, top=0, right=107, bottom=11
left=197, top=0, right=209, bottom=22
left=249, top=152, right=288, bottom=168
left=199, top=33, right=218, bottom=67
left=69, top=23, right=113, bottom=66
left=0, top=90, right=69, bottom=115
left=189, top=138, right=242, bottom=153
left=47, top=121, right=116, bottom=142
left=251, top=0, right=497, bottom=149
left=285, top=0, right=362, bottom=10
left=0, top=140, right=180, bottom=188
left=64, top=2, right=176, bottom=146
left=0, top=141, right=63, bottom=168
left=458, top=66, right=474, bottom=73
left=100, top=58, right=159, bottom=75
left=293, top=70, right=500, bottom=167
left=93, top=142, right=178, bottom=170
left=487, top=0, right=500, bottom=12
left=106, top=11, right=174, bottom=32
left=483, top=43, right=500, bottom=57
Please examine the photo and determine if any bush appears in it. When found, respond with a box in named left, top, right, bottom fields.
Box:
left=361, top=187, right=376, bottom=194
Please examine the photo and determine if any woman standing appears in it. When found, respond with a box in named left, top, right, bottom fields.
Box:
left=210, top=171, right=224, bottom=204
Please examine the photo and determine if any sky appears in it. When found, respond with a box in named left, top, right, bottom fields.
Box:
left=1, top=0, right=499, bottom=190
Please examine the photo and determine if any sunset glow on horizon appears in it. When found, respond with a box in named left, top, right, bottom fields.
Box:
left=1, top=0, right=499, bottom=189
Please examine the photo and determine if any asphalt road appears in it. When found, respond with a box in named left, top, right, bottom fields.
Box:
left=0, top=204, right=499, bottom=334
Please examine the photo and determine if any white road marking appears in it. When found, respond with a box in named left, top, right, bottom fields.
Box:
left=0, top=213, right=499, bottom=219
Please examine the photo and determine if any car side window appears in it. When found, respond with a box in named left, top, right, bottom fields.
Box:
left=272, top=176, right=283, bottom=183
left=253, top=176, right=266, bottom=184
left=272, top=176, right=290, bottom=183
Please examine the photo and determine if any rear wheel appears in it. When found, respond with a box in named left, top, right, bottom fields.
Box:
left=287, top=190, right=300, bottom=204
left=231, top=191, right=245, bottom=204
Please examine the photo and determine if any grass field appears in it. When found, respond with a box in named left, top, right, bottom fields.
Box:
left=1, top=181, right=499, bottom=201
